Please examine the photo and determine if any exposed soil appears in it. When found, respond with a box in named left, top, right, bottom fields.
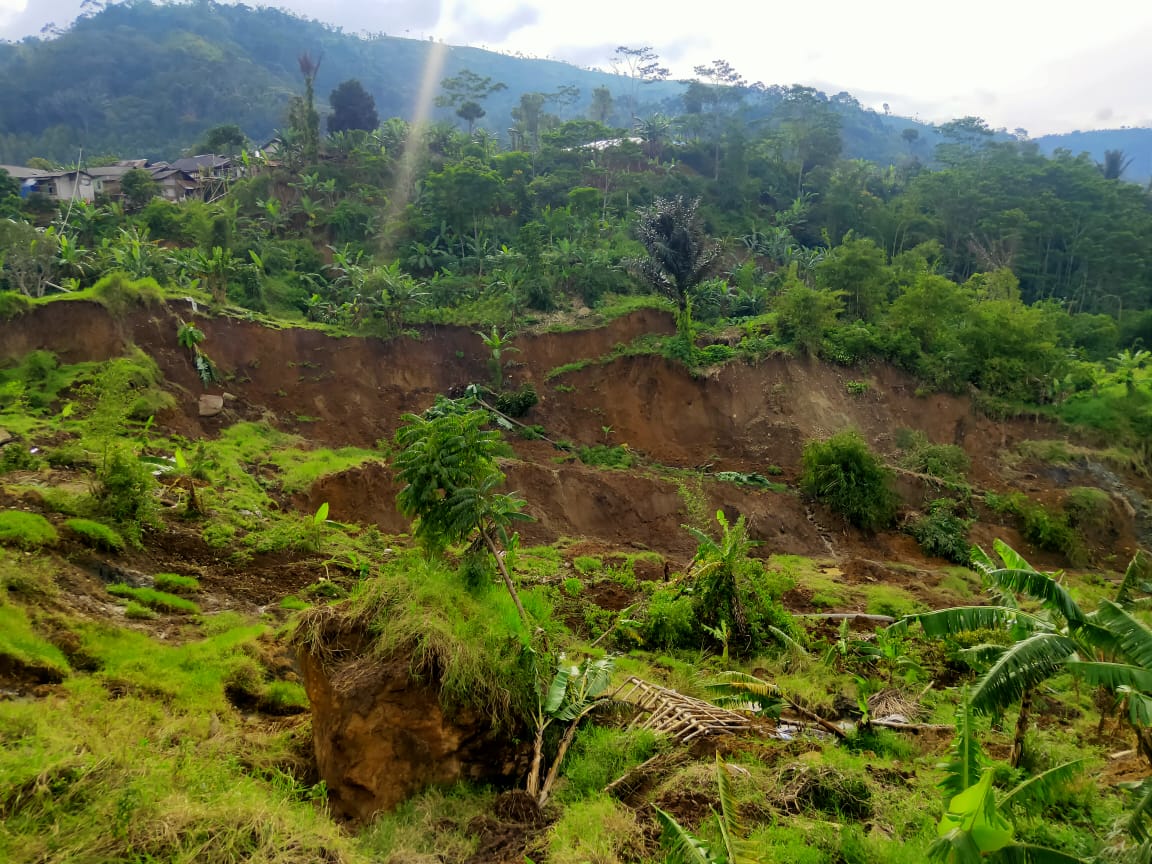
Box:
left=3, top=300, right=1148, bottom=580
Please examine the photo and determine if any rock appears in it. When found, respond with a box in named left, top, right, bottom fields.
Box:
left=198, top=395, right=224, bottom=417
left=222, top=392, right=238, bottom=402
left=300, top=648, right=527, bottom=821
left=576, top=306, right=592, bottom=317
left=0, top=427, right=12, bottom=447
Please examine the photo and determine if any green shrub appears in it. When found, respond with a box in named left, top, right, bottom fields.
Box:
left=985, top=492, right=1084, bottom=564
left=0, top=510, right=58, bottom=548
left=895, top=429, right=970, bottom=483
left=124, top=601, right=157, bottom=620
left=577, top=445, right=633, bottom=469
left=93, top=446, right=157, bottom=542
left=908, top=499, right=972, bottom=564
left=562, top=577, right=583, bottom=596
left=493, top=383, right=538, bottom=418
left=1063, top=487, right=1112, bottom=534
left=0, top=291, right=31, bottom=319
left=45, top=443, right=95, bottom=469
left=0, top=444, right=40, bottom=473
left=641, top=588, right=698, bottom=651
left=107, top=584, right=200, bottom=615
left=153, top=572, right=200, bottom=594
left=698, top=343, right=736, bottom=365
left=64, top=518, right=125, bottom=552
left=90, top=272, right=164, bottom=316
left=801, top=430, right=897, bottom=532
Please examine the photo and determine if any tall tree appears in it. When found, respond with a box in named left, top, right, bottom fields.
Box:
left=328, top=79, right=379, bottom=134
left=436, top=69, right=507, bottom=132
left=610, top=45, right=669, bottom=120
left=1100, top=149, right=1134, bottom=180
left=691, top=59, right=747, bottom=181
left=287, top=52, right=322, bottom=162
left=589, top=86, right=614, bottom=125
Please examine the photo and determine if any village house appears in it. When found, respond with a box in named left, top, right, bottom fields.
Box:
left=0, top=165, right=96, bottom=202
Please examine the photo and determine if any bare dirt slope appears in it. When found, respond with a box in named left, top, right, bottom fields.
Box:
left=2, top=301, right=1144, bottom=566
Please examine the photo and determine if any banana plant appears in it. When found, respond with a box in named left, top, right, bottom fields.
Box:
left=526, top=655, right=615, bottom=806
left=897, top=541, right=1152, bottom=766
left=928, top=690, right=1084, bottom=863
left=654, top=753, right=764, bottom=864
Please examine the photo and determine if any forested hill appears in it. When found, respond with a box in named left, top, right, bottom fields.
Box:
left=1036, top=128, right=1152, bottom=185
left=0, top=0, right=942, bottom=164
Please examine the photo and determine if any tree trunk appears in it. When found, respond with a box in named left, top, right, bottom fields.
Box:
left=526, top=721, right=547, bottom=799
left=482, top=527, right=529, bottom=627
left=1011, top=688, right=1033, bottom=768
left=1136, top=724, right=1152, bottom=770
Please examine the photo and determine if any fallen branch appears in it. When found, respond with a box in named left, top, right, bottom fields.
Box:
left=870, top=719, right=953, bottom=733
left=797, top=613, right=896, bottom=625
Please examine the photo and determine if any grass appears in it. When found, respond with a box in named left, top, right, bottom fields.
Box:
left=107, top=584, right=201, bottom=615
left=124, top=601, right=157, bottom=620
left=0, top=548, right=57, bottom=598
left=64, top=517, right=125, bottom=552
left=0, top=600, right=70, bottom=679
left=862, top=584, right=925, bottom=618
left=0, top=674, right=359, bottom=863
left=153, top=573, right=201, bottom=594
left=294, top=553, right=553, bottom=727
left=0, top=510, right=58, bottom=549
left=767, top=555, right=848, bottom=608
left=556, top=726, right=662, bottom=803
left=357, top=785, right=492, bottom=862
left=280, top=595, right=311, bottom=611
left=547, top=794, right=644, bottom=864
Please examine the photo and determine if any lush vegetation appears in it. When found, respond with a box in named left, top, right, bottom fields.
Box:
left=0, top=4, right=1151, bottom=863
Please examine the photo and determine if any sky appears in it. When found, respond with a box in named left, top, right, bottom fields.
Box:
left=1, top=0, right=1150, bottom=136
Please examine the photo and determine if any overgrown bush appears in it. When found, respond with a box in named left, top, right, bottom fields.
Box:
left=641, top=588, right=697, bottom=651
left=0, top=443, right=40, bottom=473
left=64, top=518, right=125, bottom=552
left=493, top=382, right=538, bottom=418
left=0, top=291, right=31, bottom=319
left=801, top=430, right=897, bottom=532
left=577, top=445, right=633, bottom=469
left=895, top=429, right=970, bottom=483
left=985, top=492, right=1084, bottom=565
left=0, top=510, right=58, bottom=548
left=93, top=446, right=157, bottom=544
left=908, top=499, right=972, bottom=564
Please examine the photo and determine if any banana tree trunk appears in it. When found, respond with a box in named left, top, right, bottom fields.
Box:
left=538, top=704, right=598, bottom=807
left=1011, top=688, right=1033, bottom=768
left=526, top=721, right=547, bottom=799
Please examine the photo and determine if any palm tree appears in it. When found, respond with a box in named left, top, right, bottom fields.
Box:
left=635, top=113, right=672, bottom=162
left=899, top=541, right=1152, bottom=766
left=1100, top=149, right=1134, bottom=181
left=629, top=195, right=718, bottom=314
